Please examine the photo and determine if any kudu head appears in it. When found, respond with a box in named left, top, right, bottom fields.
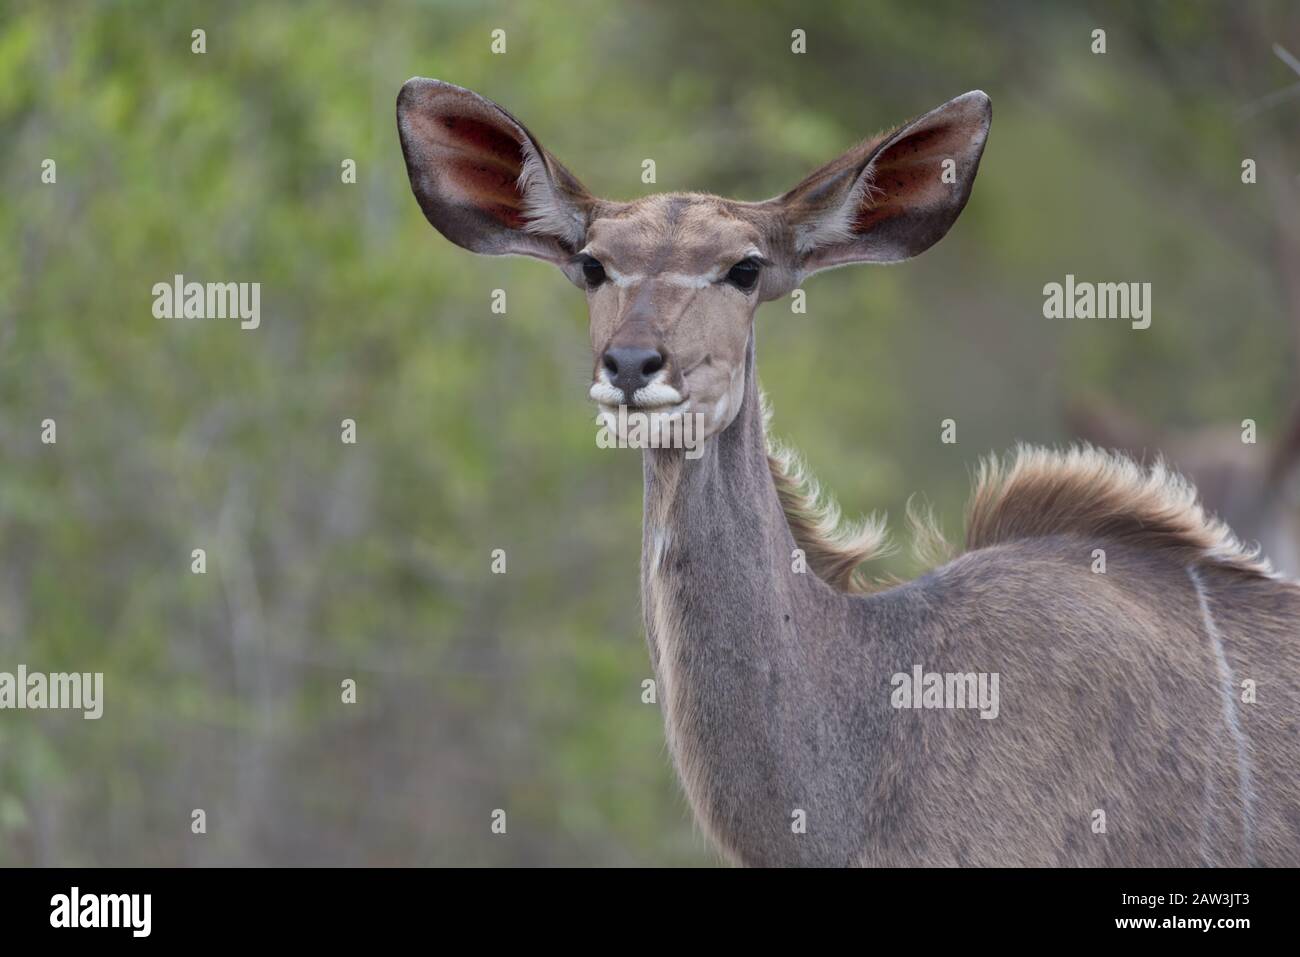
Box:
left=397, top=79, right=990, bottom=440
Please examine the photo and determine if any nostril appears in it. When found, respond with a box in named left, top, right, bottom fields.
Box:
left=603, top=346, right=666, bottom=391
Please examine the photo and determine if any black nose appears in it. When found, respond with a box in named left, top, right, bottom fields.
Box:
left=602, top=346, right=665, bottom=399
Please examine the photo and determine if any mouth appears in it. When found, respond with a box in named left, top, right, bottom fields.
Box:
left=595, top=397, right=691, bottom=419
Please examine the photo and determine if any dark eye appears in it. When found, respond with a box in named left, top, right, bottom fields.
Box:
left=581, top=256, right=607, bottom=288
left=726, top=258, right=761, bottom=291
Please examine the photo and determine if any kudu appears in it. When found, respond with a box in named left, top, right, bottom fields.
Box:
left=397, top=79, right=1300, bottom=867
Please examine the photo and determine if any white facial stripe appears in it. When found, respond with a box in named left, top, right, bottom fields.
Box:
left=602, top=267, right=720, bottom=289
left=660, top=271, right=721, bottom=288
left=580, top=250, right=738, bottom=290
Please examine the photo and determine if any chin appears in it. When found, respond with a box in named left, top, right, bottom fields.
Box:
left=595, top=402, right=716, bottom=457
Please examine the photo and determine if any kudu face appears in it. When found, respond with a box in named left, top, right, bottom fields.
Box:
left=579, top=197, right=775, bottom=437
left=397, top=79, right=991, bottom=440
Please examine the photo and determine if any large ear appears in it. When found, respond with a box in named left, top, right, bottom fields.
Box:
left=396, top=77, right=594, bottom=263
left=774, top=91, right=991, bottom=273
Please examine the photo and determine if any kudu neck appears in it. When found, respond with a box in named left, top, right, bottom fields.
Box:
left=640, top=334, right=802, bottom=593
left=635, top=335, right=864, bottom=865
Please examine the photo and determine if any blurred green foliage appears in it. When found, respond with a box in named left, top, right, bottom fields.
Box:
left=0, top=0, right=1296, bottom=864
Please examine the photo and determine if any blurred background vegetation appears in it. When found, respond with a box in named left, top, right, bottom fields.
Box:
left=1, top=0, right=1297, bottom=865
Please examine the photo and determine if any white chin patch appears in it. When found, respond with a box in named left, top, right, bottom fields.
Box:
left=596, top=404, right=686, bottom=439
left=595, top=404, right=709, bottom=459
left=590, top=370, right=721, bottom=458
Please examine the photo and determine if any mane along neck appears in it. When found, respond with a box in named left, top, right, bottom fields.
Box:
left=764, top=404, right=895, bottom=593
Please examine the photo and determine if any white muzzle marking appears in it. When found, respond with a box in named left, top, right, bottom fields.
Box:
left=588, top=368, right=684, bottom=411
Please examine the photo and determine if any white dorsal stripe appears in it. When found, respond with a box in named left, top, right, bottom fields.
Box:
left=1186, top=564, right=1257, bottom=864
